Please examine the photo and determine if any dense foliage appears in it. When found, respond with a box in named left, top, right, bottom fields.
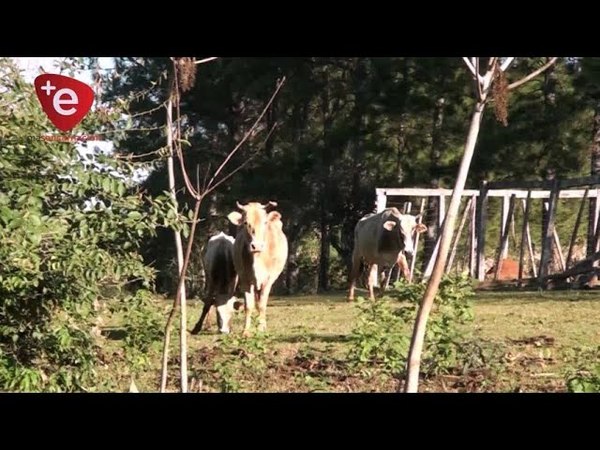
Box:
left=0, top=59, right=184, bottom=391
left=101, top=57, right=596, bottom=293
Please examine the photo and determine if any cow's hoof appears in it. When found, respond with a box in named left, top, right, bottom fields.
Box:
left=242, top=330, right=252, bottom=338
left=257, top=324, right=266, bottom=333
left=219, top=329, right=230, bottom=334
left=233, top=300, right=244, bottom=311
left=190, top=327, right=201, bottom=336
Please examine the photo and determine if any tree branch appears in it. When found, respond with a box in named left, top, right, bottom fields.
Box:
left=171, top=64, right=201, bottom=200
left=500, top=57, right=515, bottom=72
left=507, top=57, right=558, bottom=91
left=203, top=123, right=279, bottom=197
left=195, top=57, right=218, bottom=65
left=463, top=57, right=484, bottom=85
left=462, top=57, right=477, bottom=78
left=475, top=58, right=483, bottom=100
left=206, top=77, right=286, bottom=190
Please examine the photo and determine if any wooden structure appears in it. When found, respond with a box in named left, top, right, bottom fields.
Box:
left=375, top=175, right=600, bottom=288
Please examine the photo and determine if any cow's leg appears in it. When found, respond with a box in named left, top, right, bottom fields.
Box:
left=348, top=248, right=361, bottom=301
left=190, top=300, right=212, bottom=335
left=398, top=253, right=411, bottom=281
left=257, top=282, right=273, bottom=332
left=367, top=263, right=378, bottom=300
left=384, top=266, right=394, bottom=291
left=216, top=303, right=224, bottom=331
left=242, top=285, right=255, bottom=337
left=216, top=295, right=234, bottom=334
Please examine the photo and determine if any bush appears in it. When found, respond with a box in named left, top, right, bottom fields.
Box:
left=347, top=273, right=475, bottom=379
left=0, top=59, right=184, bottom=391
left=564, top=346, right=600, bottom=393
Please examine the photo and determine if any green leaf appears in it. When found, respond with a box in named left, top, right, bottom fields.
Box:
left=128, top=211, right=142, bottom=221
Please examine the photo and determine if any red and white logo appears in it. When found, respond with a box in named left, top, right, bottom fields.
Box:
left=34, top=74, right=94, bottom=132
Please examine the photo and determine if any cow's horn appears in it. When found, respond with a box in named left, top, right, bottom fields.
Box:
left=236, top=201, right=245, bottom=210
left=262, top=201, right=278, bottom=208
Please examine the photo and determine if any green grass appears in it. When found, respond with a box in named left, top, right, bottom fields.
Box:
left=98, top=288, right=600, bottom=393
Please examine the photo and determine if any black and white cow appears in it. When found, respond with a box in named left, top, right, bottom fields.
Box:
left=348, top=208, right=427, bottom=300
left=191, top=232, right=240, bottom=334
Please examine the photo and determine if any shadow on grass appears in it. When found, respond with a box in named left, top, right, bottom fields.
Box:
left=101, top=327, right=127, bottom=340
left=273, top=333, right=351, bottom=344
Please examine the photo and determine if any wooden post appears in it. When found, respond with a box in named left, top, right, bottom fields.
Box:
left=594, top=204, right=600, bottom=253
left=594, top=188, right=600, bottom=237
left=476, top=181, right=489, bottom=281
left=425, top=197, right=445, bottom=278
left=501, top=195, right=510, bottom=258
left=447, top=197, right=473, bottom=273
left=523, top=201, right=538, bottom=278
left=376, top=189, right=387, bottom=213
left=566, top=188, right=589, bottom=269
left=518, top=190, right=532, bottom=284
left=543, top=202, right=566, bottom=272
left=374, top=190, right=387, bottom=287
left=424, top=234, right=441, bottom=278
left=409, top=199, right=427, bottom=282
left=538, top=179, right=560, bottom=283
left=438, top=195, right=446, bottom=229
left=494, top=194, right=516, bottom=280
left=552, top=229, right=566, bottom=272
left=469, top=195, right=477, bottom=278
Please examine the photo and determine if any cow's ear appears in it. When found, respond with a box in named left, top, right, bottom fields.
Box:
left=227, top=211, right=243, bottom=226
left=267, top=211, right=282, bottom=222
left=383, top=220, right=397, bottom=231
left=416, top=223, right=428, bottom=233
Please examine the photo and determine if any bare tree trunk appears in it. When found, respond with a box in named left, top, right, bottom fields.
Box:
left=422, top=96, right=446, bottom=272
left=285, top=227, right=300, bottom=294
left=395, top=122, right=407, bottom=184
left=395, top=59, right=411, bottom=184
left=318, top=213, right=331, bottom=292
left=404, top=101, right=485, bottom=393
left=541, top=62, right=558, bottom=272
left=161, top=95, right=188, bottom=393
left=588, top=101, right=600, bottom=256
left=403, top=57, right=556, bottom=392
left=318, top=71, right=333, bottom=292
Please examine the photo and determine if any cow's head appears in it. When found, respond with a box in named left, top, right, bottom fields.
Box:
left=227, top=201, right=280, bottom=253
left=383, top=213, right=428, bottom=256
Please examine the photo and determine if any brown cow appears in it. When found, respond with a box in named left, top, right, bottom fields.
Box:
left=227, top=201, right=288, bottom=336
left=349, top=208, right=427, bottom=301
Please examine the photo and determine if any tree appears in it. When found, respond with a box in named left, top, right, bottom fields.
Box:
left=158, top=56, right=286, bottom=392
left=0, top=58, right=181, bottom=391
left=403, top=57, right=558, bottom=393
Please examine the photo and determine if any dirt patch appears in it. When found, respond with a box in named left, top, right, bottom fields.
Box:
left=509, top=335, right=556, bottom=347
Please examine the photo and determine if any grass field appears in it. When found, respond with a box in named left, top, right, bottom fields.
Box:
left=99, top=287, right=600, bottom=393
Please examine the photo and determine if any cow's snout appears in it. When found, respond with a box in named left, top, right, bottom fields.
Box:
left=250, top=241, right=265, bottom=253
left=403, top=239, right=414, bottom=256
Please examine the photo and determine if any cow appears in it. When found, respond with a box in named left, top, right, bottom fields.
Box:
left=190, top=232, right=240, bottom=335
left=348, top=207, right=428, bottom=301
left=227, top=201, right=288, bottom=337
